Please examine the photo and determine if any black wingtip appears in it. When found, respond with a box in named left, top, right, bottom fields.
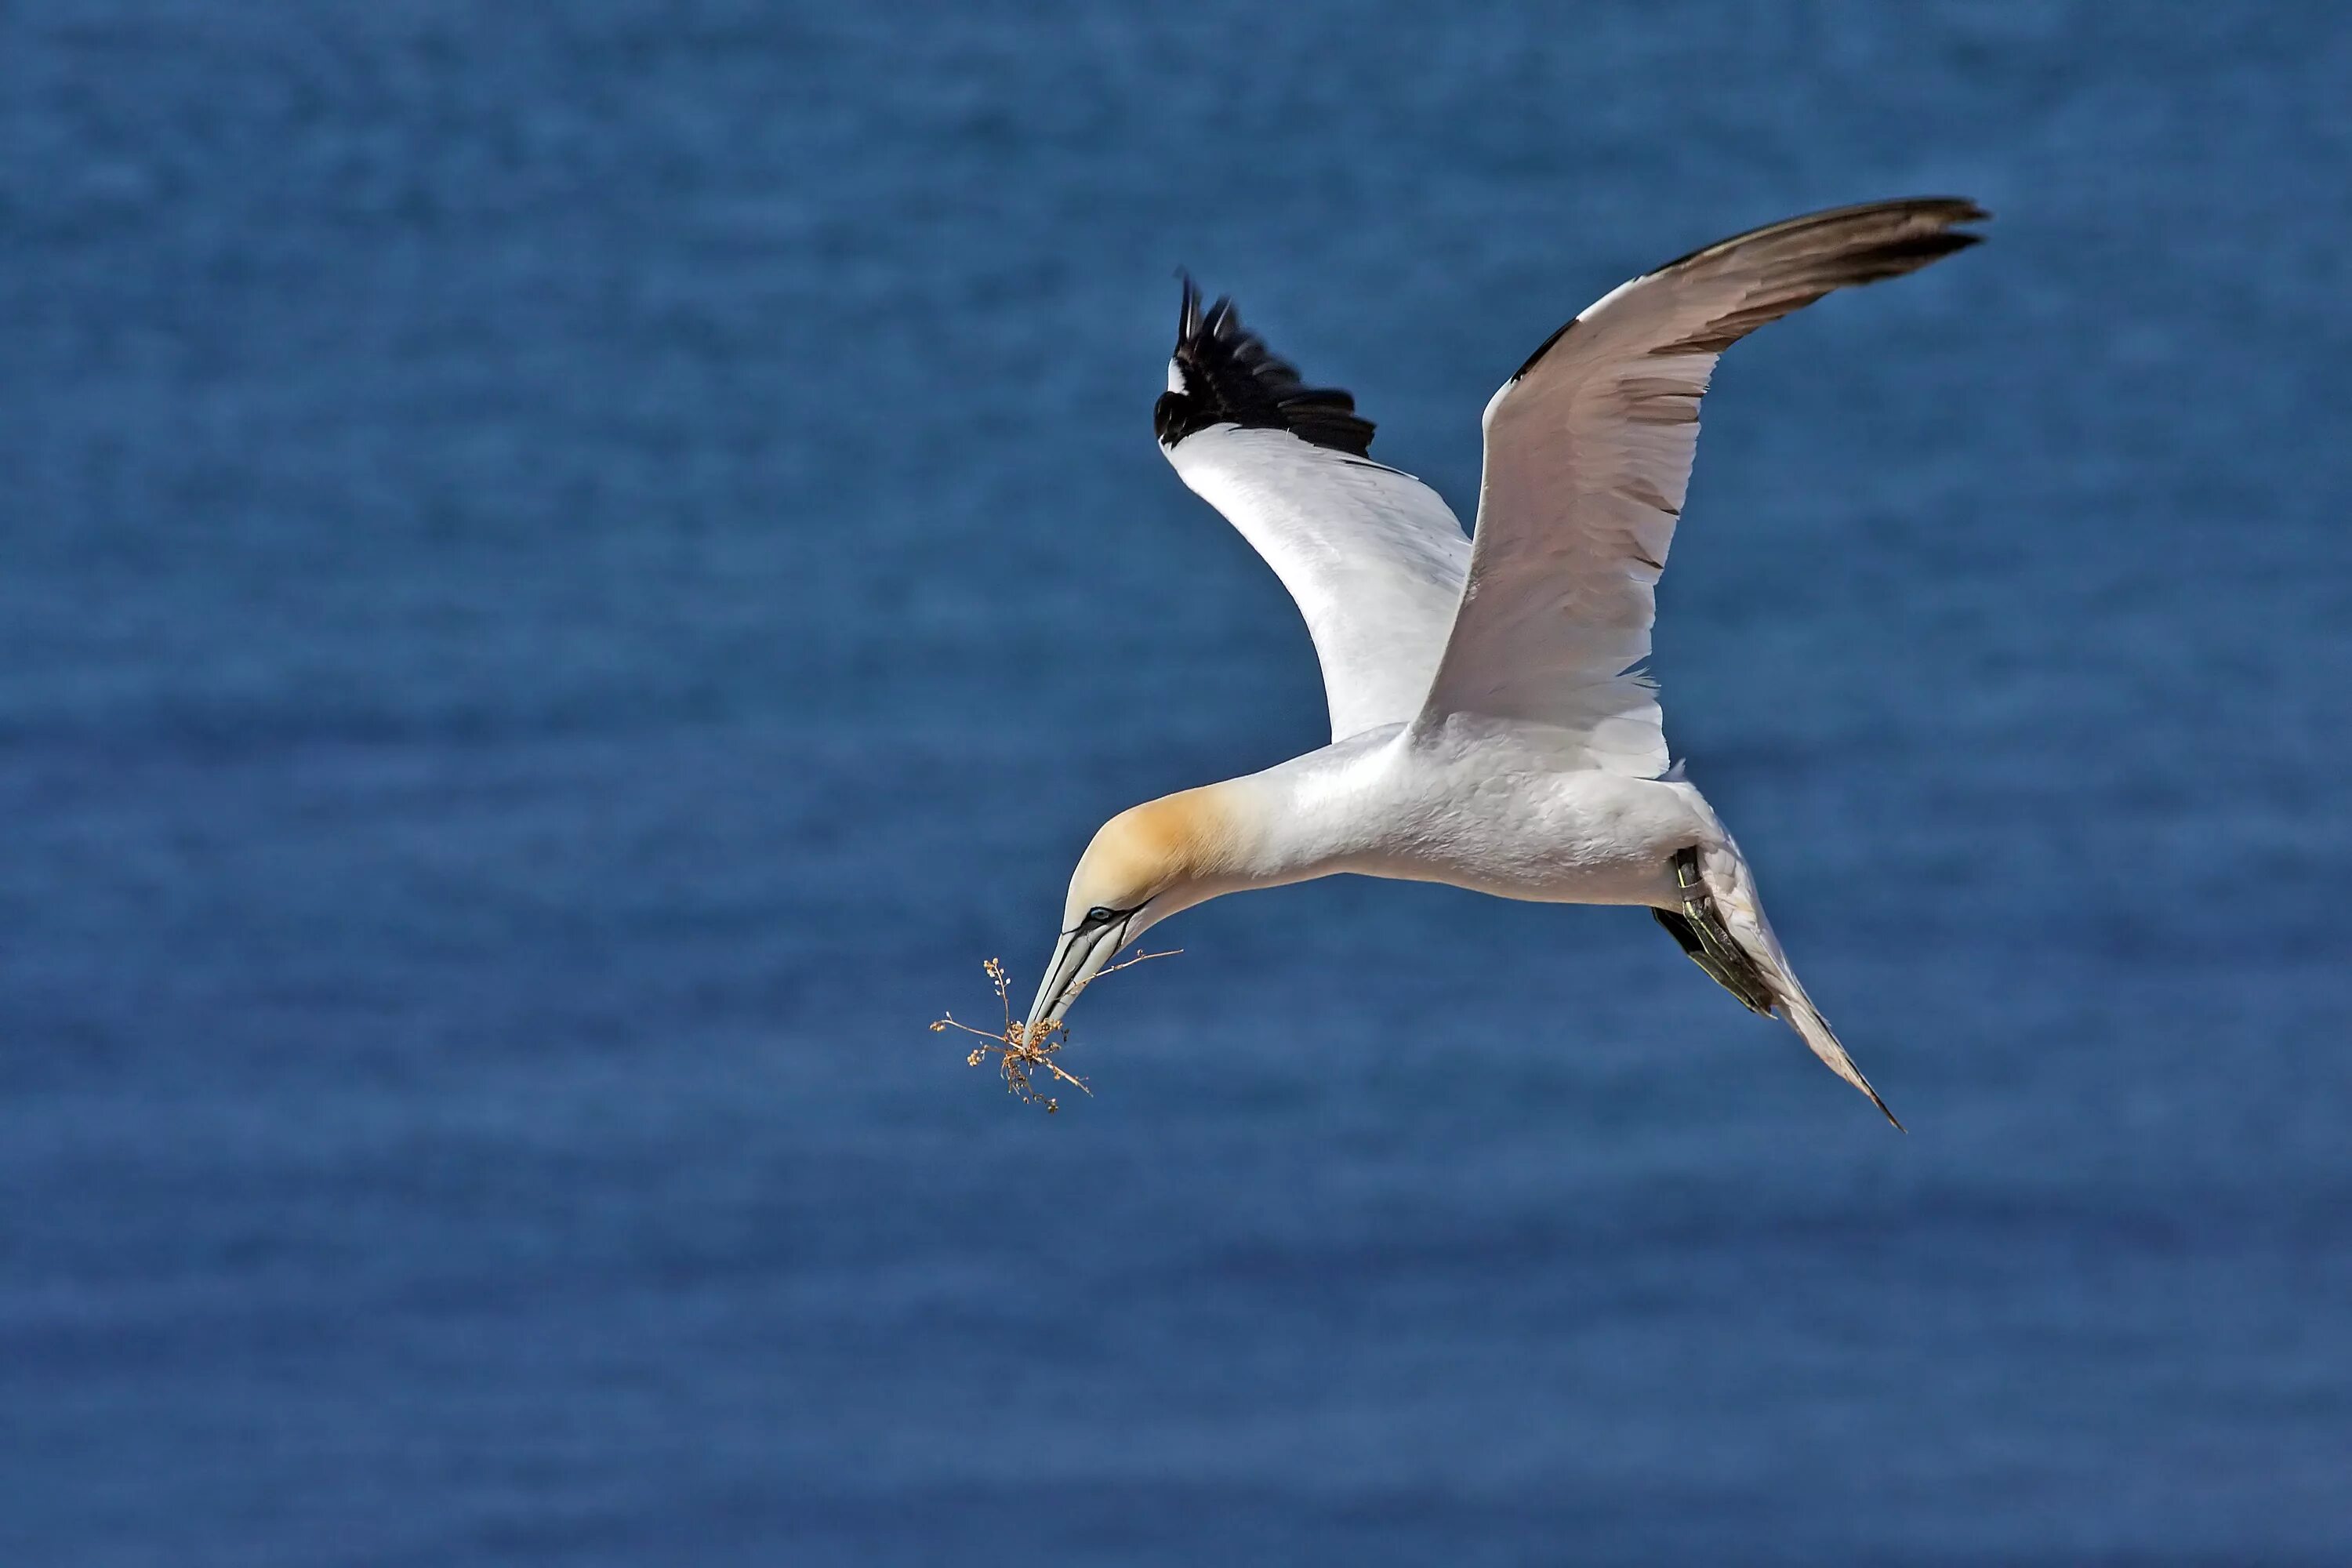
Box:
left=1153, top=278, right=1377, bottom=457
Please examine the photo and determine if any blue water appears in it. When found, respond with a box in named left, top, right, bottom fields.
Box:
left=5, top=4, right=2350, bottom=1563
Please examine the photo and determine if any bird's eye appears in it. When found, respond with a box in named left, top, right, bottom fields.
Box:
left=1086, top=906, right=1117, bottom=924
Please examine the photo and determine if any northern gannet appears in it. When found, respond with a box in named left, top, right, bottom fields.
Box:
left=1025, top=198, right=1987, bottom=1126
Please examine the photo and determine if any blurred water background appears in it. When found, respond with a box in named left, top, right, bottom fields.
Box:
left=5, top=3, right=2350, bottom=1563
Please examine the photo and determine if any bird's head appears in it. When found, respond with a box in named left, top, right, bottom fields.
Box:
left=1024, top=786, right=1242, bottom=1037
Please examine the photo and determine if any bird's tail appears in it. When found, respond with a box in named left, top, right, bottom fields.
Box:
left=1660, top=842, right=1902, bottom=1130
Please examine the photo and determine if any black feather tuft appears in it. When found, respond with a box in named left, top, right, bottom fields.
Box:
left=1154, top=274, right=1376, bottom=456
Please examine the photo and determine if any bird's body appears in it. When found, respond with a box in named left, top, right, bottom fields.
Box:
left=1171, top=721, right=1705, bottom=908
left=1025, top=198, right=1987, bottom=1125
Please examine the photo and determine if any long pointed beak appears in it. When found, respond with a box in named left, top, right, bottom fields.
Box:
left=1023, top=920, right=1125, bottom=1039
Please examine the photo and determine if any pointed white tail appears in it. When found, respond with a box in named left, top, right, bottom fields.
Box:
left=1697, top=840, right=1903, bottom=1130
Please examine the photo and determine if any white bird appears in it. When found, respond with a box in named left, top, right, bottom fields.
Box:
left=1025, top=198, right=1986, bottom=1126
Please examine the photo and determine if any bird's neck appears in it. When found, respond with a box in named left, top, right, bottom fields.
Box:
left=1160, top=740, right=1391, bottom=902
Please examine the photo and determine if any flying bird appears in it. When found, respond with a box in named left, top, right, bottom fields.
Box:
left=1025, top=198, right=1986, bottom=1125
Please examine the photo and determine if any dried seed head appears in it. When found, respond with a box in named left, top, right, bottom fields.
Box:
left=931, top=949, right=1178, bottom=1113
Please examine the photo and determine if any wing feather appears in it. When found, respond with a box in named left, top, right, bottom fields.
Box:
left=1156, top=281, right=1470, bottom=741
left=1413, top=198, right=1988, bottom=773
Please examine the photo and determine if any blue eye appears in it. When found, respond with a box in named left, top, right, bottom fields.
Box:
left=1086, top=906, right=1116, bottom=924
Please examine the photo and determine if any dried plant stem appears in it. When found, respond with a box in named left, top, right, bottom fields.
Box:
left=1092, top=948, right=1180, bottom=981
left=930, top=950, right=1179, bottom=1112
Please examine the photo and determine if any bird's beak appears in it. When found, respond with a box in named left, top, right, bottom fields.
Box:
left=1023, top=918, right=1127, bottom=1039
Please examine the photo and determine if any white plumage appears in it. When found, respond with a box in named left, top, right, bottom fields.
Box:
left=1162, top=427, right=1465, bottom=742
left=1026, top=198, right=1987, bottom=1126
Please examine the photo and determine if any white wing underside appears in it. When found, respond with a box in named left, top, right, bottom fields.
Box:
left=1166, top=426, right=1469, bottom=742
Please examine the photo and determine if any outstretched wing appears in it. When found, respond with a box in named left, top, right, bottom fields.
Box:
left=1156, top=278, right=1471, bottom=742
left=1414, top=198, right=1988, bottom=773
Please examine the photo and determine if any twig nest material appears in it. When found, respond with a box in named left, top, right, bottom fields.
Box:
left=931, top=951, right=1177, bottom=1112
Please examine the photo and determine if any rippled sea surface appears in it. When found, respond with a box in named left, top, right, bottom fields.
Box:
left=5, top=4, right=2350, bottom=1563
